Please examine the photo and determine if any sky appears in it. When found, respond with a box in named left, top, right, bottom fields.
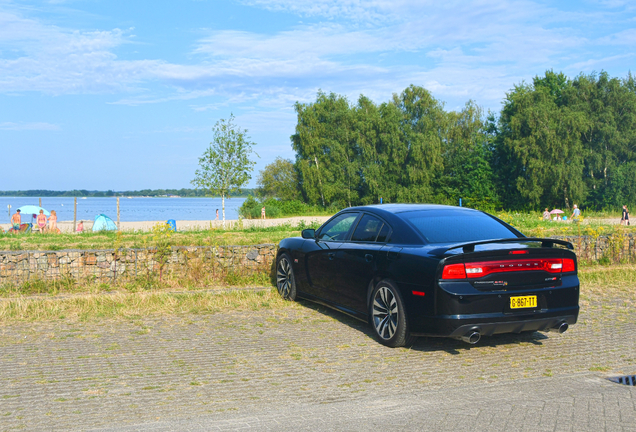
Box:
left=1, top=0, right=635, bottom=191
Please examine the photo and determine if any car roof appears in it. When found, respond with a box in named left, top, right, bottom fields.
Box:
left=346, top=203, right=481, bottom=215
left=334, top=204, right=489, bottom=245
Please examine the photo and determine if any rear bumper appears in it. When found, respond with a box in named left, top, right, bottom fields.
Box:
left=410, top=307, right=579, bottom=338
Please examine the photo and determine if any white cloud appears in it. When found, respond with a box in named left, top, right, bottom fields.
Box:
left=0, top=121, right=60, bottom=130
left=598, top=28, right=636, bottom=45
left=0, top=10, right=161, bottom=94
left=568, top=54, right=633, bottom=71
left=0, top=0, right=633, bottom=112
left=239, top=0, right=403, bottom=22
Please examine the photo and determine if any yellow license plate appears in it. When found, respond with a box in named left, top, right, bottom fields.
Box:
left=510, top=295, right=537, bottom=309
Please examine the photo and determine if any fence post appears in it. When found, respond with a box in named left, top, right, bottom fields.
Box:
left=73, top=197, right=77, bottom=233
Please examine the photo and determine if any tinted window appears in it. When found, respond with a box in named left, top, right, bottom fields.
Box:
left=317, top=213, right=358, bottom=241
left=401, top=210, right=518, bottom=243
left=376, top=224, right=390, bottom=243
left=351, top=215, right=384, bottom=242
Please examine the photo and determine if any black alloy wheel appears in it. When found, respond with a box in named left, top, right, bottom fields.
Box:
left=276, top=253, right=297, bottom=301
left=370, top=280, right=414, bottom=347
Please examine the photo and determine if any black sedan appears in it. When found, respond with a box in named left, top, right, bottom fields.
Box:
left=275, top=204, right=579, bottom=347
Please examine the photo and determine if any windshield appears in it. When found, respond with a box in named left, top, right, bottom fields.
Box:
left=401, top=210, right=520, bottom=244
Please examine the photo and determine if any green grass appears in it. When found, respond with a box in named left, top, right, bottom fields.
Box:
left=0, top=259, right=275, bottom=298
left=2, top=211, right=631, bottom=252
left=2, top=211, right=632, bottom=252
left=0, top=289, right=298, bottom=323
left=494, top=211, right=633, bottom=238
left=0, top=263, right=632, bottom=324
left=578, top=265, right=636, bottom=291
left=0, top=221, right=322, bottom=251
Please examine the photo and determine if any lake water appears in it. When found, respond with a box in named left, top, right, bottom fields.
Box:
left=0, top=197, right=247, bottom=223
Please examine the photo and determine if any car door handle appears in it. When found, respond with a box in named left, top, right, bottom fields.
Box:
left=328, top=253, right=336, bottom=260
left=365, top=254, right=373, bottom=262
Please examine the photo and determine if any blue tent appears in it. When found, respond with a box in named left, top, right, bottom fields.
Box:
left=92, top=214, right=118, bottom=232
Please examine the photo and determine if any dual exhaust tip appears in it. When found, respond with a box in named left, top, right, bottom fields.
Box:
left=459, top=321, right=568, bottom=345
left=460, top=331, right=481, bottom=344
left=548, top=322, right=569, bottom=334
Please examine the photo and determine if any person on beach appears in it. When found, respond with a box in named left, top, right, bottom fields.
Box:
left=622, top=205, right=630, bottom=226
left=261, top=206, right=266, bottom=219
left=571, top=204, right=580, bottom=222
left=48, top=210, right=58, bottom=233
left=11, top=209, right=21, bottom=232
left=215, top=209, right=219, bottom=220
left=36, top=209, right=47, bottom=233
left=542, top=208, right=550, bottom=221
left=76, top=220, right=84, bottom=233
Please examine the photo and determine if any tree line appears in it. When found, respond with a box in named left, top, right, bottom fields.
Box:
left=281, top=71, right=636, bottom=211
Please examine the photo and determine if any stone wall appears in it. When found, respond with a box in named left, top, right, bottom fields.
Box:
left=1, top=234, right=634, bottom=285
left=555, top=234, right=636, bottom=263
left=0, top=244, right=277, bottom=285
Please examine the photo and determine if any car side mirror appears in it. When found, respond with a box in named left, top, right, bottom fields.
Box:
left=301, top=229, right=315, bottom=239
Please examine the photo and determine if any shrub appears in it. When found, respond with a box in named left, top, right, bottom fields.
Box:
left=239, top=195, right=260, bottom=218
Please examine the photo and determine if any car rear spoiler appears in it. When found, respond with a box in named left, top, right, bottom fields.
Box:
left=428, top=237, right=574, bottom=257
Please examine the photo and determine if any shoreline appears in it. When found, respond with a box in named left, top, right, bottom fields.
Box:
left=0, top=216, right=332, bottom=233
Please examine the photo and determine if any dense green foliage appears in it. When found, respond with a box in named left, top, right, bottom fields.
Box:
left=256, top=157, right=300, bottom=201
left=290, top=71, right=636, bottom=211
left=238, top=195, right=333, bottom=219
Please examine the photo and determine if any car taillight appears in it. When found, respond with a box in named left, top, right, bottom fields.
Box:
left=463, top=258, right=567, bottom=278
left=442, top=263, right=466, bottom=279
left=442, top=258, right=576, bottom=280
left=562, top=258, right=576, bottom=272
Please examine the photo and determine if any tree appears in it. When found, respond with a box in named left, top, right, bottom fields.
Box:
left=437, top=101, right=499, bottom=209
left=568, top=72, right=636, bottom=209
left=292, top=91, right=360, bottom=207
left=256, top=157, right=300, bottom=201
left=387, top=85, right=445, bottom=202
left=191, top=114, right=257, bottom=227
left=496, top=75, right=587, bottom=209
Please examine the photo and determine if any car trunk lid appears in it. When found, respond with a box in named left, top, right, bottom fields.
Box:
left=434, top=238, right=577, bottom=291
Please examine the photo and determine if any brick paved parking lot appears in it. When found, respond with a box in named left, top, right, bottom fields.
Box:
left=1, top=289, right=635, bottom=431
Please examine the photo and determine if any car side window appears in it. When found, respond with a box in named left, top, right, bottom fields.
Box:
left=317, top=213, right=358, bottom=241
left=351, top=214, right=384, bottom=242
left=376, top=223, right=391, bottom=243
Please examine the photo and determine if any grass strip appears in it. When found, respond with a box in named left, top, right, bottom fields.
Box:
left=0, top=222, right=321, bottom=251
left=1, top=265, right=632, bottom=324
left=578, top=265, right=636, bottom=297
left=0, top=288, right=297, bottom=323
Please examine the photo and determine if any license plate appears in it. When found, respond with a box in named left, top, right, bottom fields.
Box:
left=510, top=295, right=537, bottom=309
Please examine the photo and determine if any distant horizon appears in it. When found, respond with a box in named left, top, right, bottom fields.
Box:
left=0, top=188, right=256, bottom=198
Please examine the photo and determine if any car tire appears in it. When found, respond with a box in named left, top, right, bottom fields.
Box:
left=370, top=280, right=415, bottom=347
left=276, top=253, right=297, bottom=301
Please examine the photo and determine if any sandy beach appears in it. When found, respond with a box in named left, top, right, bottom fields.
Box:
left=0, top=215, right=332, bottom=233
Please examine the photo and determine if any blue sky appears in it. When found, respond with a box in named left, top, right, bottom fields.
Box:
left=1, top=0, right=635, bottom=191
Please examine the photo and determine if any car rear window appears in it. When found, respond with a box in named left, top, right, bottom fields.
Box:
left=401, top=210, right=519, bottom=244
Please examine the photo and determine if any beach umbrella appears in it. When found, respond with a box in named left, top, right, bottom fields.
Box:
left=17, top=205, right=50, bottom=216
left=549, top=209, right=564, bottom=214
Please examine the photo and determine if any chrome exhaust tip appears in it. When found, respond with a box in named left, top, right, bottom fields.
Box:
left=460, top=331, right=481, bottom=344
left=548, top=322, right=568, bottom=334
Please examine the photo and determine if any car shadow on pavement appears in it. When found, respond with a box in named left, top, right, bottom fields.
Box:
left=297, top=299, right=550, bottom=355
left=410, top=331, right=550, bottom=356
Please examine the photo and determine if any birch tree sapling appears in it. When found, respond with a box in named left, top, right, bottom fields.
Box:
left=192, top=114, right=257, bottom=228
